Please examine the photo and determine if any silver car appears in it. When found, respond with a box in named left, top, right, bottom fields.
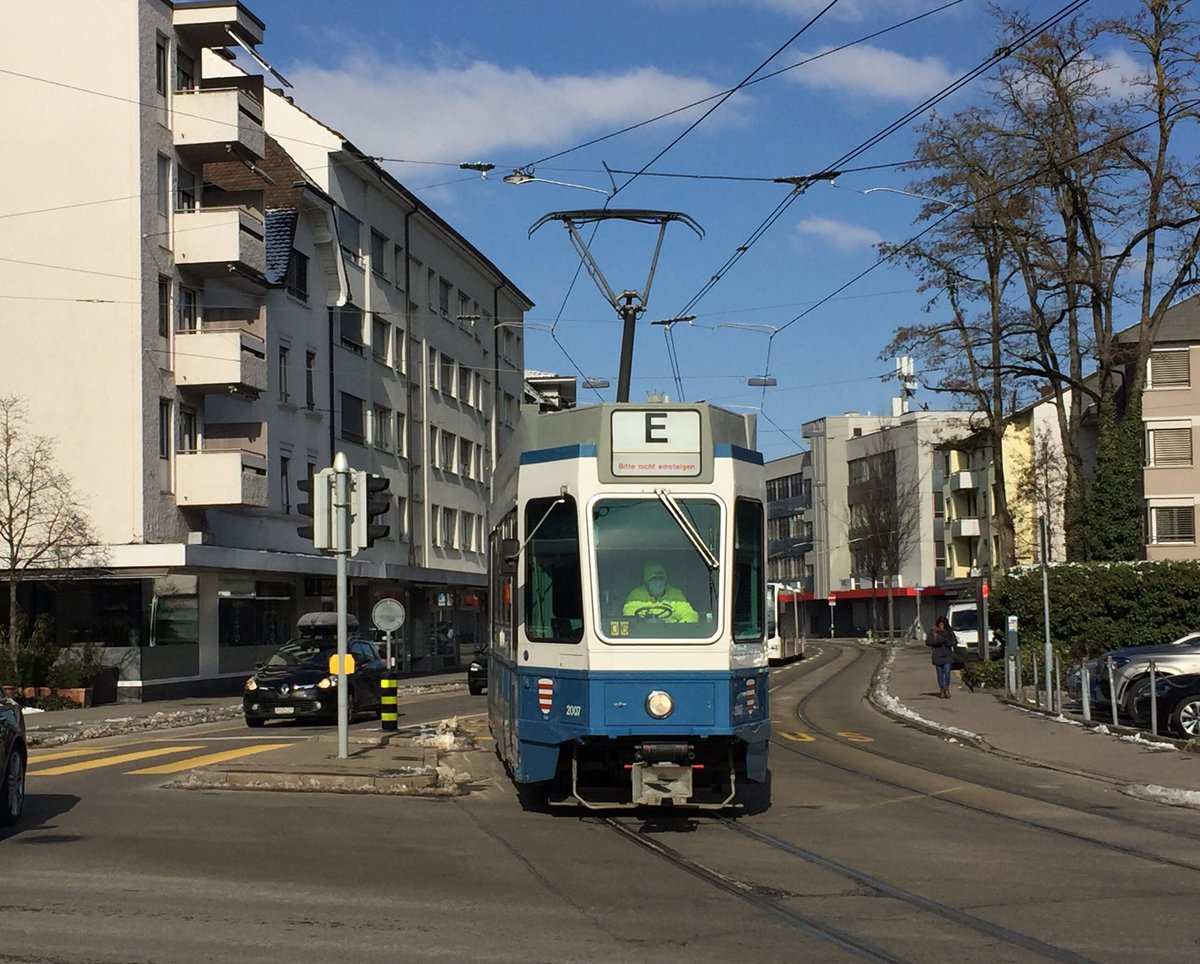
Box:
left=1069, top=632, right=1200, bottom=721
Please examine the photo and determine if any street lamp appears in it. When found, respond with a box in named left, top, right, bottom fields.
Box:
left=502, top=167, right=612, bottom=196
left=747, top=376, right=776, bottom=387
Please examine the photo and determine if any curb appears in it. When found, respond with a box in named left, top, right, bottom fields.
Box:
left=168, top=767, right=443, bottom=795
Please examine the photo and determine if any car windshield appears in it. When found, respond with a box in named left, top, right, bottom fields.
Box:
left=950, top=609, right=978, bottom=631
left=265, top=639, right=335, bottom=669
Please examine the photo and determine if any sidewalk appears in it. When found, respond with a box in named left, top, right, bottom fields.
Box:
left=872, top=640, right=1200, bottom=805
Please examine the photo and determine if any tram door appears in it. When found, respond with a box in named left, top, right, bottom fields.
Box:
left=489, top=511, right=518, bottom=760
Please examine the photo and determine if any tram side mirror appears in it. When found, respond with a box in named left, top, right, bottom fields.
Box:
left=499, top=538, right=520, bottom=576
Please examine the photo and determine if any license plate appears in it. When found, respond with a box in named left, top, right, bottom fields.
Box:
left=274, top=706, right=296, bottom=715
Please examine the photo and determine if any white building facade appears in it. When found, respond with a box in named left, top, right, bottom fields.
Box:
left=0, top=0, right=531, bottom=697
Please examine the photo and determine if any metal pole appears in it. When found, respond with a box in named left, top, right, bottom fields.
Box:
left=1149, top=660, right=1158, bottom=737
left=1081, top=660, right=1091, bottom=722
left=1039, top=514, right=1053, bottom=711
left=1053, top=653, right=1061, bottom=714
left=791, top=586, right=799, bottom=654
left=1032, top=652, right=1040, bottom=708
left=334, top=451, right=350, bottom=760
left=385, top=629, right=393, bottom=670
left=828, top=601, right=834, bottom=638
left=615, top=297, right=639, bottom=403
left=1107, top=656, right=1118, bottom=728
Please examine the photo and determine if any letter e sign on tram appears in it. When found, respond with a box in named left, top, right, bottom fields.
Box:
left=610, top=409, right=702, bottom=478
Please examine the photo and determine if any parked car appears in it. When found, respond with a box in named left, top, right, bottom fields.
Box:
left=1131, top=672, right=1200, bottom=739
left=243, top=637, right=386, bottom=727
left=1, top=690, right=26, bottom=826
left=1066, top=632, right=1200, bottom=721
left=467, top=648, right=488, bottom=696
left=946, top=602, right=1001, bottom=659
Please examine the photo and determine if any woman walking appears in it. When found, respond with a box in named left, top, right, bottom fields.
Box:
left=926, top=616, right=958, bottom=699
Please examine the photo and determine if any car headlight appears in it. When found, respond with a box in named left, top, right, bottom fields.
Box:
left=317, top=676, right=337, bottom=689
left=469, top=662, right=482, bottom=672
left=645, top=690, right=674, bottom=719
left=245, top=678, right=258, bottom=692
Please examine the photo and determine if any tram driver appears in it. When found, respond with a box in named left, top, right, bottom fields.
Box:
left=623, top=560, right=699, bottom=624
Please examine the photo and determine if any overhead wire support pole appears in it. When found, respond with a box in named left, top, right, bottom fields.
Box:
left=529, top=209, right=703, bottom=403
left=333, top=451, right=350, bottom=760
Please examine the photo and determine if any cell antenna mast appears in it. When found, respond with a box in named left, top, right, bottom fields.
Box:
left=529, top=209, right=703, bottom=403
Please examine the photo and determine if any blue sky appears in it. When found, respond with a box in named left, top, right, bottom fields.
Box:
left=244, top=0, right=1136, bottom=460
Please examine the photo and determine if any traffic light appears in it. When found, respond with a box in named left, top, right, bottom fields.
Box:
left=351, top=470, right=391, bottom=552
left=297, top=468, right=335, bottom=549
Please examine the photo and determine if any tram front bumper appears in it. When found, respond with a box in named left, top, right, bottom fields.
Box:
left=631, top=762, right=694, bottom=805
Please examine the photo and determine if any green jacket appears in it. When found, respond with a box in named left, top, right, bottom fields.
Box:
left=622, top=585, right=699, bottom=623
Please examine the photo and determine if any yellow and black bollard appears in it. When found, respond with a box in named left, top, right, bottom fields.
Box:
left=380, top=673, right=398, bottom=731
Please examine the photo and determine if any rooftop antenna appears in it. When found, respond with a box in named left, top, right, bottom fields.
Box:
left=529, top=209, right=703, bottom=403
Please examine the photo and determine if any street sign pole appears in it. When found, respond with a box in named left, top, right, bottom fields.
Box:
left=827, top=594, right=836, bottom=638
left=371, top=598, right=406, bottom=671
left=334, top=451, right=350, bottom=760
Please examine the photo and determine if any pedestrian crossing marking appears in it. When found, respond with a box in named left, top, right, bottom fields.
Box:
left=777, top=731, right=815, bottom=742
left=29, top=746, right=206, bottom=776
left=128, top=743, right=290, bottom=774
left=28, top=746, right=112, bottom=763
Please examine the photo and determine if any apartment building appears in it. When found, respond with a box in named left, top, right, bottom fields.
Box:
left=0, top=1, right=531, bottom=698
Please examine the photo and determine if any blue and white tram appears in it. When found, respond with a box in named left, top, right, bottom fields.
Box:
left=766, top=582, right=805, bottom=664
left=486, top=402, right=770, bottom=809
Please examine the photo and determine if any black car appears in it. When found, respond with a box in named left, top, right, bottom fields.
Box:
left=243, top=638, right=386, bottom=727
left=1132, top=672, right=1200, bottom=739
left=1, top=690, right=26, bottom=825
left=467, top=648, right=487, bottom=696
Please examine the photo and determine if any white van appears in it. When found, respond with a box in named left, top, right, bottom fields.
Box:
left=946, top=602, right=1000, bottom=658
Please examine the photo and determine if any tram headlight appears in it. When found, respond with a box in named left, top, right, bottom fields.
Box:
left=645, top=690, right=674, bottom=719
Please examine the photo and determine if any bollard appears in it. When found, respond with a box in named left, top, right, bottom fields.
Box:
left=1081, top=660, right=1091, bottom=722
left=1033, top=654, right=1040, bottom=709
left=1107, top=656, right=1118, bottom=728
left=1149, top=660, right=1158, bottom=738
left=1053, top=653, right=1062, bottom=715
left=380, top=673, right=398, bottom=732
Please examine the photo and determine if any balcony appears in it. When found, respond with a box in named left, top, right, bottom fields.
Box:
left=950, top=517, right=981, bottom=538
left=949, top=470, right=979, bottom=491
left=174, top=325, right=266, bottom=395
left=173, top=206, right=265, bottom=278
left=175, top=423, right=267, bottom=508
left=173, top=4, right=265, bottom=49
left=173, top=84, right=264, bottom=162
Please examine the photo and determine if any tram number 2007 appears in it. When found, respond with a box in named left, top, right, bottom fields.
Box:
left=564, top=704, right=582, bottom=717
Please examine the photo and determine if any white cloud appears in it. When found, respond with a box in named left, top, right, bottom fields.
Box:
left=786, top=43, right=956, bottom=101
left=792, top=216, right=882, bottom=250
left=283, top=52, right=727, bottom=163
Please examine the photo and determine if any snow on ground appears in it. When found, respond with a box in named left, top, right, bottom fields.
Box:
left=873, top=649, right=981, bottom=742
left=1120, top=784, right=1200, bottom=810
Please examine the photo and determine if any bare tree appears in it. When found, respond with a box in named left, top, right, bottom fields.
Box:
left=0, top=396, right=102, bottom=657
left=846, top=440, right=923, bottom=639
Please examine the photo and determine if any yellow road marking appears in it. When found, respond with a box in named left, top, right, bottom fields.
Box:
left=777, top=731, right=815, bottom=742
left=28, top=747, right=111, bottom=763
left=837, top=731, right=874, bottom=743
left=29, top=746, right=205, bottom=776
left=129, top=743, right=291, bottom=774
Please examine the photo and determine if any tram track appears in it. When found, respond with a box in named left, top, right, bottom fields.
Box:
left=599, top=814, right=1099, bottom=963
left=779, top=644, right=1200, bottom=874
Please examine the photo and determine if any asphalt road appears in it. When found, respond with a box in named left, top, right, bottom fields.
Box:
left=4, top=646, right=1198, bottom=962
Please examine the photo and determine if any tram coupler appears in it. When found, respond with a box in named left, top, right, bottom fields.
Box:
left=636, top=742, right=693, bottom=766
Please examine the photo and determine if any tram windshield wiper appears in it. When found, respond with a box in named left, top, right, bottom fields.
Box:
left=655, top=488, right=719, bottom=571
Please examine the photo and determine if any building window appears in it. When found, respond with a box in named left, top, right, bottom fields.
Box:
left=336, top=207, right=361, bottom=261
left=175, top=49, right=195, bottom=92
left=393, top=327, right=407, bottom=373
left=440, top=354, right=455, bottom=396
left=441, top=432, right=456, bottom=473
left=394, top=247, right=405, bottom=290
left=1146, top=426, right=1192, bottom=467
left=428, top=347, right=439, bottom=391
left=473, top=372, right=483, bottom=410
left=1148, top=504, right=1196, bottom=544
left=459, top=438, right=473, bottom=480
left=177, top=286, right=197, bottom=332
left=439, top=278, right=452, bottom=317
left=340, top=392, right=365, bottom=445
left=285, top=251, right=308, bottom=301
left=158, top=399, right=171, bottom=458
left=458, top=291, right=470, bottom=322
left=429, top=503, right=440, bottom=546
left=305, top=351, right=316, bottom=410
left=396, top=497, right=408, bottom=539
left=441, top=507, right=456, bottom=548
left=429, top=427, right=440, bottom=468
left=156, top=154, right=171, bottom=221
left=503, top=392, right=515, bottom=425
left=155, top=35, right=168, bottom=96
left=280, top=456, right=291, bottom=513
left=177, top=406, right=197, bottom=453
left=157, top=276, right=171, bottom=337
left=373, top=405, right=391, bottom=451
left=336, top=306, right=364, bottom=352
left=395, top=412, right=407, bottom=457
left=372, top=316, right=389, bottom=363
left=458, top=364, right=472, bottom=404
left=278, top=346, right=289, bottom=402
left=370, top=230, right=387, bottom=277
left=1149, top=350, right=1190, bottom=388
left=176, top=166, right=198, bottom=211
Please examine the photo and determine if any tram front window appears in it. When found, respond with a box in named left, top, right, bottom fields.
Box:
left=593, top=496, right=720, bottom=640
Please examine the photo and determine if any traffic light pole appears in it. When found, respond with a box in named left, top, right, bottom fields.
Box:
left=334, top=451, right=350, bottom=760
